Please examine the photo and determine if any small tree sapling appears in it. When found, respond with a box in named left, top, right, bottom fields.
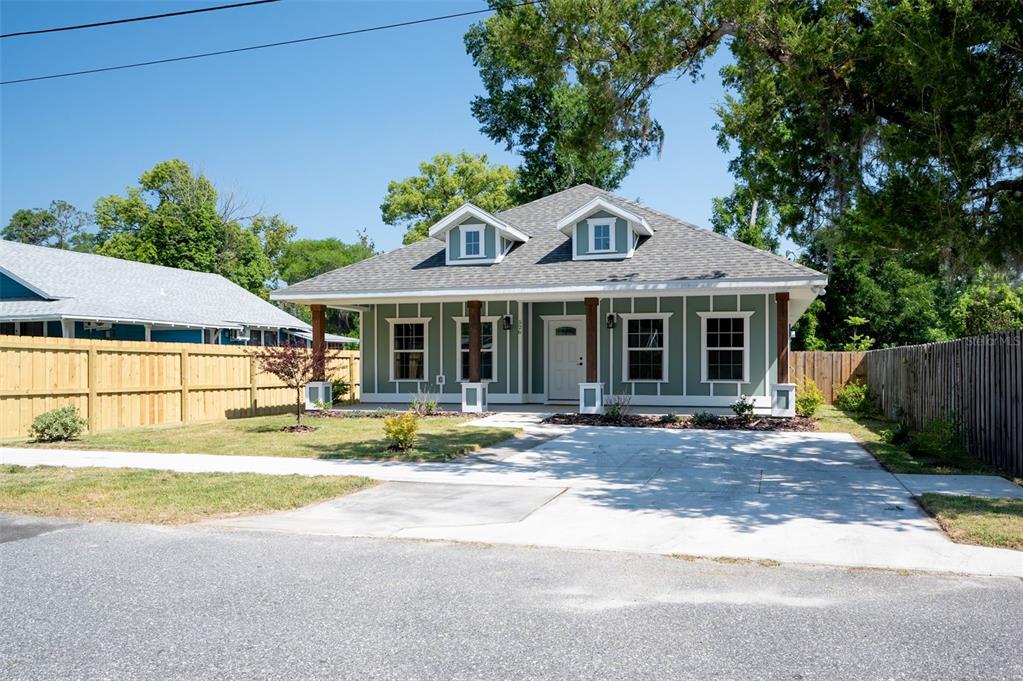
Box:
left=250, top=343, right=334, bottom=427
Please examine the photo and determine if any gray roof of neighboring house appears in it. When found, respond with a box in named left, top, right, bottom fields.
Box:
left=273, top=184, right=824, bottom=299
left=0, top=239, right=310, bottom=330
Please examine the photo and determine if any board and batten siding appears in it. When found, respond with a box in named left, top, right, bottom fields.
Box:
left=361, top=293, right=778, bottom=407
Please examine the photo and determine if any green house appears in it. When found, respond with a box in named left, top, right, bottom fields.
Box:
left=273, top=185, right=826, bottom=415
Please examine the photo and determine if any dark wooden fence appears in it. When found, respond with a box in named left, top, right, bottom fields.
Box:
left=864, top=331, right=1022, bottom=476
left=790, top=351, right=867, bottom=404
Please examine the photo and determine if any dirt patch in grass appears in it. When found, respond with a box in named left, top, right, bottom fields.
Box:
left=0, top=464, right=374, bottom=524
left=545, top=413, right=818, bottom=431
left=917, top=494, right=1023, bottom=551
left=669, top=553, right=783, bottom=568
left=280, top=424, right=318, bottom=433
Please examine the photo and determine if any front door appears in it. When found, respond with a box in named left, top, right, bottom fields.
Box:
left=547, top=319, right=586, bottom=402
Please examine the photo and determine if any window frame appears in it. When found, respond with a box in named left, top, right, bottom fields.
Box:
left=452, top=315, right=500, bottom=383
left=619, top=312, right=672, bottom=383
left=387, top=317, right=430, bottom=383
left=698, top=311, right=755, bottom=384
left=458, top=223, right=485, bottom=259
left=586, top=217, right=616, bottom=253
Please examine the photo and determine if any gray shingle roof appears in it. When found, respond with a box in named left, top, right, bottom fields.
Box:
left=0, top=239, right=310, bottom=330
left=274, top=184, right=824, bottom=299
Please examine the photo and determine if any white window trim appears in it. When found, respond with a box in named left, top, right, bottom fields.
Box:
left=452, top=315, right=500, bottom=383
left=459, top=223, right=485, bottom=259
left=387, top=317, right=430, bottom=383
left=587, top=217, right=615, bottom=253
left=619, top=312, right=672, bottom=383
left=698, top=311, right=755, bottom=384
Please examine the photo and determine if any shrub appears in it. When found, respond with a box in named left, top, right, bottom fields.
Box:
left=660, top=412, right=684, bottom=424
left=795, top=377, right=825, bottom=417
left=383, top=412, right=419, bottom=451
left=880, top=421, right=911, bottom=446
left=835, top=380, right=876, bottom=414
left=410, top=387, right=439, bottom=416
left=330, top=378, right=351, bottom=404
left=605, top=393, right=632, bottom=424
left=906, top=418, right=965, bottom=460
left=730, top=394, right=755, bottom=424
left=30, top=405, right=87, bottom=442
left=689, top=411, right=719, bottom=427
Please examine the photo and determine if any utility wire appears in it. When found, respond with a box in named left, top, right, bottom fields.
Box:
left=1, top=0, right=283, bottom=39
left=1, top=1, right=540, bottom=85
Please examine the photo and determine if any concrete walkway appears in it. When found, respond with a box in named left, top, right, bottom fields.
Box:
left=2, top=428, right=1021, bottom=577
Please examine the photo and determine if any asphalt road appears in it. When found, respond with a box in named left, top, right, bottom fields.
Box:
left=2, top=514, right=1021, bottom=680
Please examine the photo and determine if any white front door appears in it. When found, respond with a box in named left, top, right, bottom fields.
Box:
left=547, top=319, right=586, bottom=402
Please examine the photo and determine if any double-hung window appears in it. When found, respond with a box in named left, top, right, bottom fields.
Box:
left=458, top=319, right=495, bottom=381
left=701, top=313, right=753, bottom=382
left=587, top=218, right=614, bottom=253
left=390, top=319, right=427, bottom=381
left=623, top=316, right=668, bottom=381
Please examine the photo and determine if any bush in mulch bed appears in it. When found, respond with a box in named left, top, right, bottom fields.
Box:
left=543, top=413, right=818, bottom=432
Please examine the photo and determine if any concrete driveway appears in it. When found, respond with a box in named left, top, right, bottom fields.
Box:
left=212, top=427, right=1023, bottom=577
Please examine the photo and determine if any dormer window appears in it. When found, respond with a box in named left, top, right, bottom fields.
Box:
left=461, top=224, right=483, bottom=258
left=589, top=219, right=614, bottom=252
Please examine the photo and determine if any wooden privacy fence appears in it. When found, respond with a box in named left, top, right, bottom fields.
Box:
left=0, top=336, right=360, bottom=439
left=790, top=351, right=867, bottom=403
left=865, top=331, right=1022, bottom=477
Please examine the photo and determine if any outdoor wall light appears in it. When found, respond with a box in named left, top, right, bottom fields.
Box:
left=606, top=313, right=618, bottom=329
left=501, top=314, right=514, bottom=331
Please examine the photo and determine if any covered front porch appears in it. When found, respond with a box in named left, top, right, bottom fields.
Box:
left=307, top=290, right=802, bottom=416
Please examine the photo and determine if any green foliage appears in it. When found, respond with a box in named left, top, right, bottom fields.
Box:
left=383, top=412, right=419, bottom=451
left=795, top=377, right=824, bottom=417
left=841, top=316, right=876, bottom=351
left=3, top=200, right=91, bottom=249
left=730, top=394, right=755, bottom=423
left=949, top=273, right=1023, bottom=337
left=660, top=412, right=684, bottom=424
left=835, top=381, right=876, bottom=415
left=380, top=152, right=516, bottom=243
left=330, top=378, right=351, bottom=405
left=711, top=188, right=779, bottom=253
left=689, top=411, right=719, bottom=427
left=880, top=421, right=911, bottom=447
left=410, top=387, right=439, bottom=416
left=604, top=393, right=632, bottom=424
left=905, top=419, right=966, bottom=461
left=250, top=214, right=298, bottom=287
left=30, top=406, right=87, bottom=442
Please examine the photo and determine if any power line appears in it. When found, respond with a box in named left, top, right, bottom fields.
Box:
left=1, top=0, right=283, bottom=39
left=1, top=1, right=540, bottom=85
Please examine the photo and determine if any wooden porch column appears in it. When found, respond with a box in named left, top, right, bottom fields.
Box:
left=311, top=304, right=326, bottom=381
left=776, top=292, right=790, bottom=383
left=584, top=297, right=598, bottom=383
left=467, top=300, right=482, bottom=382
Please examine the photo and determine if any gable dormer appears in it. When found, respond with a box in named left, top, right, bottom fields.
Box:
left=429, top=203, right=529, bottom=266
left=556, top=197, right=654, bottom=261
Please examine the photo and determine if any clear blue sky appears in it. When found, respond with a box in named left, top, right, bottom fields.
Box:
left=1, top=0, right=763, bottom=255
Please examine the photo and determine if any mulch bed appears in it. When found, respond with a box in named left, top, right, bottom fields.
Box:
left=543, top=413, right=819, bottom=432
left=280, top=424, right=318, bottom=433
left=308, top=409, right=494, bottom=419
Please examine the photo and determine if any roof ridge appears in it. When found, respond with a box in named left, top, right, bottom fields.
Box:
left=599, top=191, right=823, bottom=278
left=0, top=239, right=233, bottom=281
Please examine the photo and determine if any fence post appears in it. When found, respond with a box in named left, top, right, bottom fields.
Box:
left=87, top=345, right=98, bottom=433
left=249, top=355, right=258, bottom=417
left=180, top=348, right=190, bottom=424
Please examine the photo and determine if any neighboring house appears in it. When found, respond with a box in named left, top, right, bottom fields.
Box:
left=0, top=239, right=358, bottom=347
left=271, top=184, right=826, bottom=415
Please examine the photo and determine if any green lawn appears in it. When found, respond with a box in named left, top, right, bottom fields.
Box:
left=814, top=405, right=999, bottom=475
left=0, top=464, right=373, bottom=524
left=7, top=414, right=519, bottom=462
left=918, top=494, right=1023, bottom=551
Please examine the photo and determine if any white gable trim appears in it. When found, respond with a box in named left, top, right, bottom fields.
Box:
left=556, top=197, right=653, bottom=236
left=428, top=203, right=529, bottom=243
left=0, top=264, right=53, bottom=299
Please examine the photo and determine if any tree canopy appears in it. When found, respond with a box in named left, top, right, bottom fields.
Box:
left=2, top=200, right=91, bottom=250
left=380, top=151, right=517, bottom=244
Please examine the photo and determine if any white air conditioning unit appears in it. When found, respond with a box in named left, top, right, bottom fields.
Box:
left=225, top=327, right=251, bottom=342
left=83, top=321, right=112, bottom=332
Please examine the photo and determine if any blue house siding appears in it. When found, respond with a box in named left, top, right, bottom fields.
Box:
left=74, top=321, right=146, bottom=341
left=151, top=328, right=203, bottom=343
left=0, top=272, right=43, bottom=300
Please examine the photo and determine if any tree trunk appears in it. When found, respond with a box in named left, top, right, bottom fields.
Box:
left=295, top=386, right=302, bottom=426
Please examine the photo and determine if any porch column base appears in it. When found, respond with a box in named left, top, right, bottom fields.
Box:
left=771, top=383, right=796, bottom=418
left=579, top=382, right=604, bottom=415
left=304, top=381, right=333, bottom=410
left=461, top=382, right=488, bottom=413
